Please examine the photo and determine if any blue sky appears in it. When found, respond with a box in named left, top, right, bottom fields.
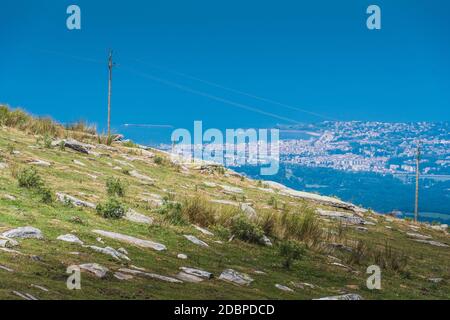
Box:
left=1, top=0, right=449, bottom=143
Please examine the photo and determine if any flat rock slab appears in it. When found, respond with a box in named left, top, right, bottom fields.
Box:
left=56, top=193, right=96, bottom=209
left=219, top=269, right=254, bottom=286
left=180, top=267, right=213, bottom=279
left=275, top=284, right=294, bottom=292
left=52, top=139, right=93, bottom=154
left=12, top=291, right=38, bottom=300
left=415, top=239, right=449, bottom=247
left=0, top=265, right=14, bottom=272
left=92, top=229, right=166, bottom=251
left=30, top=284, right=49, bottom=292
left=57, top=234, right=83, bottom=245
left=220, top=185, right=243, bottom=194
left=317, top=209, right=366, bottom=225
left=194, top=225, right=214, bottom=236
left=72, top=159, right=86, bottom=167
left=79, top=263, right=109, bottom=278
left=86, top=245, right=130, bottom=261
left=315, top=293, right=363, bottom=300
left=29, top=159, right=51, bottom=166
left=407, top=232, right=432, bottom=240
left=0, top=237, right=19, bottom=248
left=124, top=209, right=153, bottom=225
left=2, top=226, right=43, bottom=239
left=118, top=268, right=182, bottom=283
left=184, top=235, right=209, bottom=247
left=177, top=253, right=188, bottom=260
left=3, top=194, right=16, bottom=200
left=114, top=272, right=134, bottom=280
left=176, top=272, right=204, bottom=283
left=130, top=170, right=156, bottom=185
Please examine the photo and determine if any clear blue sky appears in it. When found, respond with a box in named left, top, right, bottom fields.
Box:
left=1, top=0, right=449, bottom=139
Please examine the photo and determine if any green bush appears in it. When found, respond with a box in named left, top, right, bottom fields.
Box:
left=278, top=240, right=305, bottom=269
left=38, top=187, right=53, bottom=204
left=106, top=177, right=125, bottom=197
left=96, top=198, right=126, bottom=219
left=212, top=225, right=232, bottom=240
left=154, top=155, right=164, bottom=165
left=230, top=215, right=264, bottom=244
left=17, top=167, right=43, bottom=189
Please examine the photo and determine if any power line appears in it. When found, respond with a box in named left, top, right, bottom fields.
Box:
left=132, top=58, right=339, bottom=121
left=119, top=66, right=305, bottom=125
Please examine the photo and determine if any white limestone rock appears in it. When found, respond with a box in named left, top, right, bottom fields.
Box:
left=93, top=229, right=166, bottom=251
left=194, top=225, right=214, bottom=236
left=2, top=226, right=43, bottom=239
left=124, top=209, right=154, bottom=225
left=57, top=234, right=83, bottom=245
left=315, top=293, right=363, bottom=300
left=79, top=263, right=109, bottom=278
left=180, top=267, right=213, bottom=279
left=56, top=192, right=96, bottom=209
left=219, top=269, right=254, bottom=286
left=118, top=268, right=182, bottom=283
left=130, top=170, right=155, bottom=185
left=183, top=235, right=209, bottom=247
left=275, top=284, right=294, bottom=292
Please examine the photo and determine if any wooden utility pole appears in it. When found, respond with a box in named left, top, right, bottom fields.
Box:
left=107, top=50, right=114, bottom=138
left=414, top=142, right=421, bottom=222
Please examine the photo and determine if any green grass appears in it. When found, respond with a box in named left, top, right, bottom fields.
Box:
left=0, top=123, right=449, bottom=300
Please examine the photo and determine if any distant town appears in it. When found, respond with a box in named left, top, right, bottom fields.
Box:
left=162, top=121, right=450, bottom=178
left=277, top=121, right=450, bottom=176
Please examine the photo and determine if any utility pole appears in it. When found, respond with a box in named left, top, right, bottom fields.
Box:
left=414, top=142, right=421, bottom=222
left=107, top=50, right=115, bottom=138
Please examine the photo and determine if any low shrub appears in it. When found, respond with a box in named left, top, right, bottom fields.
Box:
left=106, top=177, right=125, bottom=197
left=38, top=187, right=53, bottom=204
left=278, top=240, right=305, bottom=269
left=154, top=155, right=164, bottom=165
left=17, top=167, right=43, bottom=189
left=230, top=215, right=264, bottom=244
left=96, top=198, right=126, bottom=219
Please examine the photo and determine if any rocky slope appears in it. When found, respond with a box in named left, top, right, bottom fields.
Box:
left=0, top=123, right=449, bottom=300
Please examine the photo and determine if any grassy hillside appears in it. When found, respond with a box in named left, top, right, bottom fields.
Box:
left=0, top=106, right=449, bottom=300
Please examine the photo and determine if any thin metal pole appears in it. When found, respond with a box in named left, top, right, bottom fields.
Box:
left=107, top=50, right=113, bottom=138
left=414, top=142, right=421, bottom=222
